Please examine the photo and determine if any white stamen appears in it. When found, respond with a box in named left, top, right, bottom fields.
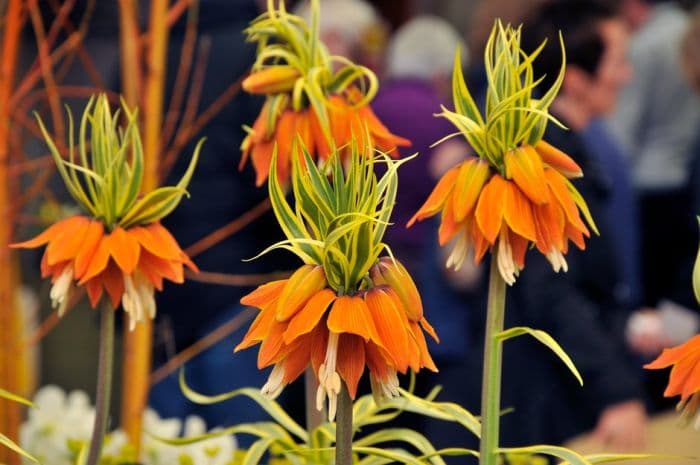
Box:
left=446, top=232, right=469, bottom=271
left=316, top=332, right=341, bottom=421
left=546, top=248, right=568, bottom=273
left=261, top=364, right=286, bottom=399
left=50, top=266, right=74, bottom=317
left=369, top=369, right=400, bottom=405
left=496, top=235, right=518, bottom=286
left=121, top=273, right=156, bottom=331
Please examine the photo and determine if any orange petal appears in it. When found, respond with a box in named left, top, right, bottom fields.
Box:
left=129, top=224, right=181, bottom=261
left=475, top=175, right=507, bottom=244
left=452, top=158, right=490, bottom=223
left=235, top=305, right=277, bottom=352
left=532, top=191, right=566, bottom=255
left=536, top=140, right=583, bottom=178
left=470, top=218, right=490, bottom=264
left=310, top=323, right=330, bottom=377
left=101, top=262, right=125, bottom=309
left=241, top=280, right=288, bottom=309
left=251, top=140, right=275, bottom=186
left=544, top=169, right=587, bottom=233
left=337, top=334, right=366, bottom=399
left=504, top=146, right=549, bottom=204
left=665, top=357, right=697, bottom=398
left=502, top=181, right=537, bottom=242
left=408, top=165, right=460, bottom=227
left=681, top=361, right=700, bottom=399
left=420, top=316, right=439, bottom=343
left=438, top=193, right=463, bottom=246
left=9, top=216, right=83, bottom=249
left=103, top=227, right=140, bottom=274
left=284, top=289, right=336, bottom=344
left=509, top=231, right=528, bottom=269
left=645, top=335, right=700, bottom=369
left=242, top=66, right=301, bottom=94
left=365, top=288, right=411, bottom=372
left=257, top=320, right=288, bottom=369
left=74, top=221, right=106, bottom=280
left=409, top=321, right=438, bottom=372
left=85, top=278, right=103, bottom=308
left=276, top=265, right=327, bottom=322
left=282, top=341, right=312, bottom=384
left=365, top=341, right=392, bottom=380
left=79, top=236, right=111, bottom=284
left=370, top=257, right=423, bottom=321
left=273, top=110, right=297, bottom=185
left=327, top=295, right=377, bottom=342
left=45, top=216, right=91, bottom=265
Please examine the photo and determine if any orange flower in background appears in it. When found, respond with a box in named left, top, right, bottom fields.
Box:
left=11, top=218, right=197, bottom=329
left=240, top=88, right=410, bottom=187
left=409, top=24, right=597, bottom=285
left=12, top=95, right=201, bottom=329
left=239, top=0, right=409, bottom=187
left=236, top=261, right=437, bottom=419
left=645, top=335, right=700, bottom=429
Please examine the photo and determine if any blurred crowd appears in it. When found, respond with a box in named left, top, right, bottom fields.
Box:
left=26, top=0, right=700, bottom=460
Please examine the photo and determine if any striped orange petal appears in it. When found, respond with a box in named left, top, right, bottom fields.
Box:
left=508, top=230, right=529, bottom=269
left=85, top=278, right=103, bottom=308
left=103, top=227, right=140, bottom=274
left=129, top=224, right=181, bottom=261
left=475, top=175, right=507, bottom=244
left=452, top=158, right=491, bottom=223
left=370, top=258, right=423, bottom=322
left=241, top=279, right=288, bottom=309
left=235, top=305, right=277, bottom=352
left=438, top=193, right=464, bottom=246
left=136, top=250, right=168, bottom=290
left=276, top=265, right=326, bottom=322
left=73, top=220, right=105, bottom=280
left=502, top=181, right=537, bottom=242
left=101, top=262, right=125, bottom=308
left=281, top=339, right=312, bottom=384
left=79, top=236, right=111, bottom=284
left=544, top=169, right=588, bottom=234
left=365, top=287, right=411, bottom=372
left=45, top=216, right=91, bottom=265
left=337, top=334, right=366, bottom=399
left=532, top=191, right=566, bottom=254
left=504, top=146, right=549, bottom=204
left=408, top=165, right=460, bottom=227
left=257, top=320, right=289, bottom=368
left=283, top=289, right=336, bottom=344
left=327, top=295, right=377, bottom=343
left=408, top=321, right=438, bottom=372
left=536, top=140, right=583, bottom=178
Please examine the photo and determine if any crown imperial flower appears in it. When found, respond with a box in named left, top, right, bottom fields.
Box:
left=409, top=22, right=597, bottom=285
left=11, top=95, right=200, bottom=329
left=236, top=142, right=437, bottom=419
left=239, top=0, right=409, bottom=187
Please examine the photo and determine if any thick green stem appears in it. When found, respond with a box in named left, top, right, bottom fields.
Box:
left=335, top=382, right=353, bottom=465
left=86, top=302, right=115, bottom=465
left=479, top=258, right=507, bottom=465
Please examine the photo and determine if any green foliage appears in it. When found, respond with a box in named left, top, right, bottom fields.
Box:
left=35, top=94, right=201, bottom=230
left=257, top=140, right=411, bottom=293
left=153, top=370, right=481, bottom=465
left=437, top=21, right=566, bottom=172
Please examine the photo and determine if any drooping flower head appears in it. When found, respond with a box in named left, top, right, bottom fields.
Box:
left=239, top=0, right=410, bottom=186
left=645, top=335, right=700, bottom=430
left=409, top=21, right=598, bottom=285
left=11, top=95, right=200, bottom=329
left=236, top=138, right=437, bottom=420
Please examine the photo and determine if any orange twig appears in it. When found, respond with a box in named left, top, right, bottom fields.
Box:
left=150, top=307, right=256, bottom=386
left=166, top=0, right=194, bottom=28
left=161, top=73, right=245, bottom=176
left=161, top=0, right=199, bottom=147
left=185, top=198, right=272, bottom=258
left=185, top=269, right=292, bottom=286
left=27, top=0, right=65, bottom=142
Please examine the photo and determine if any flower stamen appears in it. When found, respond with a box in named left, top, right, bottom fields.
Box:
left=316, top=331, right=342, bottom=420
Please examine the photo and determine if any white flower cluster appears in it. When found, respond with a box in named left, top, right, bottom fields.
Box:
left=20, top=385, right=236, bottom=465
